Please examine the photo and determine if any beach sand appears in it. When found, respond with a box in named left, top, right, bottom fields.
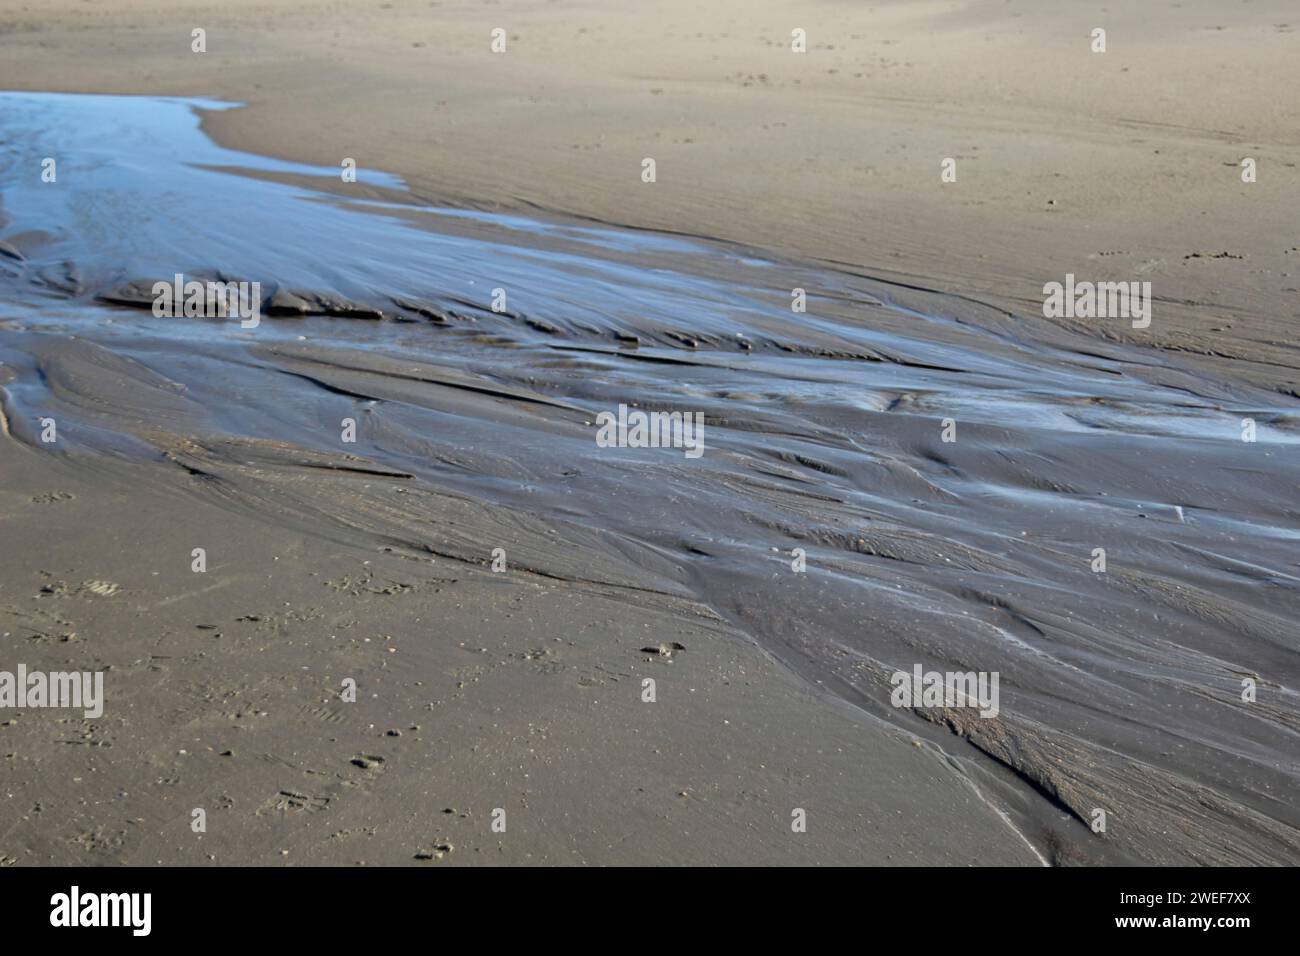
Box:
left=5, top=0, right=1298, bottom=392
left=0, top=0, right=1297, bottom=866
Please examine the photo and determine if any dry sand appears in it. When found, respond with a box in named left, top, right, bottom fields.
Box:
left=0, top=0, right=1297, bottom=866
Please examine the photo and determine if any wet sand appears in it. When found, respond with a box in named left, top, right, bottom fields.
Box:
left=1, top=3, right=1299, bottom=867
left=4, top=0, right=1299, bottom=396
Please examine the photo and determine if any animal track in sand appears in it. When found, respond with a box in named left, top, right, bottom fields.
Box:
left=67, top=826, right=128, bottom=855
left=301, top=703, right=348, bottom=724
left=29, top=491, right=74, bottom=504
left=37, top=579, right=121, bottom=599
left=257, top=790, right=331, bottom=815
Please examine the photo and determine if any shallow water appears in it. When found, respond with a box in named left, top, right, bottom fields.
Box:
left=2, top=92, right=1297, bottom=864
